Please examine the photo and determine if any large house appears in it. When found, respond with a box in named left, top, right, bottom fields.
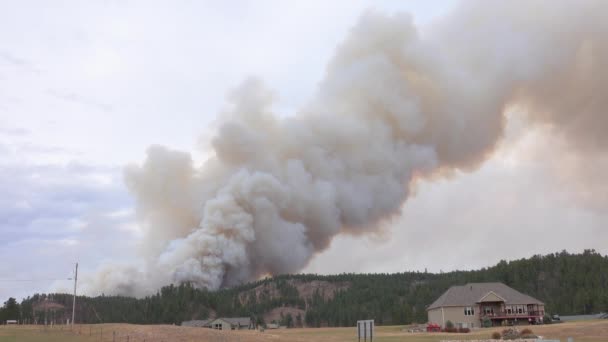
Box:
left=427, top=282, right=544, bottom=328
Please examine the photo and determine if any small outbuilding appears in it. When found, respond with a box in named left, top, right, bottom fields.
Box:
left=181, top=317, right=253, bottom=330
left=208, top=317, right=253, bottom=330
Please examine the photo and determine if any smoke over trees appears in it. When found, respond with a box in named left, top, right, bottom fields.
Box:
left=88, top=0, right=608, bottom=296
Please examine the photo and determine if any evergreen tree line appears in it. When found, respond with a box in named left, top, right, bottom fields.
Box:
left=6, top=250, right=607, bottom=327
left=0, top=298, right=20, bottom=323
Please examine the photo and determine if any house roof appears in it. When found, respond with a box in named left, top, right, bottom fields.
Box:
left=181, top=319, right=213, bottom=327
left=223, top=317, right=251, bottom=326
left=427, top=282, right=544, bottom=310
left=211, top=317, right=251, bottom=326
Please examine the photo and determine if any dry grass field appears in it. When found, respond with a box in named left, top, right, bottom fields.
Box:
left=0, top=320, right=606, bottom=342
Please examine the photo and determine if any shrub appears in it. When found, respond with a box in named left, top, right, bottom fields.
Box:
left=458, top=327, right=470, bottom=333
left=520, top=328, right=533, bottom=335
left=445, top=320, right=454, bottom=329
left=543, top=314, right=552, bottom=324
left=482, top=317, right=493, bottom=327
left=501, top=327, right=523, bottom=340
left=443, top=327, right=458, bottom=333
left=491, top=331, right=501, bottom=339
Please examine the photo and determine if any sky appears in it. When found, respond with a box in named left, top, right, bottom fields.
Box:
left=1, top=0, right=606, bottom=301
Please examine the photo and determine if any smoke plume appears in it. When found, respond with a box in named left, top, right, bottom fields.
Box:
left=89, top=0, right=608, bottom=295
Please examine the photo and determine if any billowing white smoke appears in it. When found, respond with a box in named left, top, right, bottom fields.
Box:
left=90, top=0, right=608, bottom=295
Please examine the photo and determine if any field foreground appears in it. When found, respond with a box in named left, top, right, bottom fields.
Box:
left=0, top=320, right=606, bottom=342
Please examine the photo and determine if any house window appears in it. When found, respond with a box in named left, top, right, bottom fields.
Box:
left=518, top=307, right=523, bottom=314
left=507, top=307, right=512, bottom=314
left=464, top=307, right=474, bottom=316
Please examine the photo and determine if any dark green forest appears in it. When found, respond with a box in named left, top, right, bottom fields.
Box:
left=4, top=250, right=608, bottom=327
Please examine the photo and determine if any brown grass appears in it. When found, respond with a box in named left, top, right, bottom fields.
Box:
left=0, top=319, right=606, bottom=342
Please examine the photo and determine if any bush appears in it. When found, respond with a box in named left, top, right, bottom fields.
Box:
left=445, top=320, right=454, bottom=329
left=491, top=331, right=501, bottom=339
left=520, top=328, right=533, bottom=335
left=443, top=327, right=458, bottom=333
left=458, top=327, right=470, bottom=333
left=502, top=327, right=520, bottom=340
left=543, top=314, right=552, bottom=324
left=482, top=317, right=493, bottom=327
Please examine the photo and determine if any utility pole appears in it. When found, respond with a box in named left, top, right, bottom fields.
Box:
left=71, top=262, right=78, bottom=329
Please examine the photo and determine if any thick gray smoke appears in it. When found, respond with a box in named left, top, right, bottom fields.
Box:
left=89, top=0, right=608, bottom=295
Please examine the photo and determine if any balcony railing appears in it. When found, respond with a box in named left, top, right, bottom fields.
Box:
left=480, top=310, right=544, bottom=318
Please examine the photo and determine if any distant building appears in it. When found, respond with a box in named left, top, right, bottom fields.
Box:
left=209, top=317, right=253, bottom=330
left=6, top=320, right=17, bottom=325
left=427, top=282, right=545, bottom=328
left=181, top=317, right=253, bottom=330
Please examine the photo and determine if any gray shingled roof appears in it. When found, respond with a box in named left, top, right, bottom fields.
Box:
left=219, top=317, right=251, bottom=326
left=427, top=282, right=543, bottom=310
left=181, top=319, right=212, bottom=327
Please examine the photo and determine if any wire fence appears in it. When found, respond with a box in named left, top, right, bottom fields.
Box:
left=33, top=324, right=250, bottom=342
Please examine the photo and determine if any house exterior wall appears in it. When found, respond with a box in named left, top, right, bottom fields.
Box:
left=443, top=306, right=480, bottom=328
left=209, top=319, right=232, bottom=330
left=427, top=306, right=480, bottom=329
left=428, top=308, right=444, bottom=326
left=430, top=303, right=546, bottom=329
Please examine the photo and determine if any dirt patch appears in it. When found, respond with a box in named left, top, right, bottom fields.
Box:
left=288, top=279, right=350, bottom=302
left=238, top=279, right=351, bottom=305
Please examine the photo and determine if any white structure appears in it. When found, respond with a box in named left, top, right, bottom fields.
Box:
left=209, top=317, right=252, bottom=330
left=6, top=320, right=17, bottom=325
left=181, top=317, right=253, bottom=330
left=357, top=320, right=374, bottom=342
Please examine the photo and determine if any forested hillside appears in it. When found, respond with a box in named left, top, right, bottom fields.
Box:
left=8, top=250, right=608, bottom=327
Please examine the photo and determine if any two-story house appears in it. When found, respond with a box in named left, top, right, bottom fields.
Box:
left=427, top=282, right=544, bottom=328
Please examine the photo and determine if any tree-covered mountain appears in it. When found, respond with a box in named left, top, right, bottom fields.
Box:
left=11, top=250, right=608, bottom=327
